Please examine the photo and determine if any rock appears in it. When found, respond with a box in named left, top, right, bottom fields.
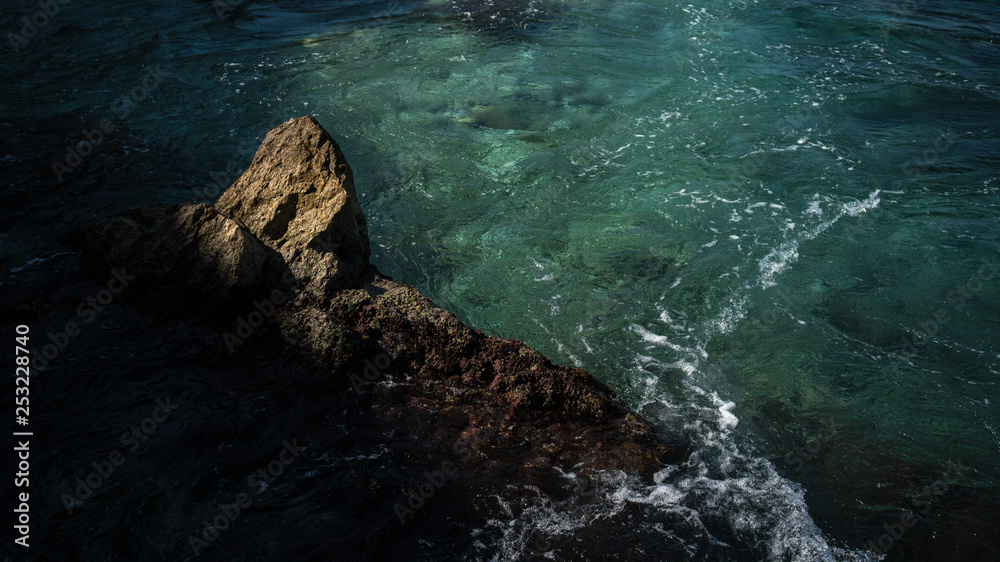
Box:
left=280, top=269, right=685, bottom=474
left=13, top=109, right=1000, bottom=562
left=78, top=116, right=679, bottom=473
left=84, top=203, right=286, bottom=312
left=67, top=115, right=684, bottom=558
left=216, top=116, right=370, bottom=296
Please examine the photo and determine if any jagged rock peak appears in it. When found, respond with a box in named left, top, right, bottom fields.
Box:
left=217, top=116, right=370, bottom=295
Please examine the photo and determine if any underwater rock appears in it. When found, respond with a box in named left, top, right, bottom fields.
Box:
left=449, top=0, right=550, bottom=33
left=464, top=103, right=537, bottom=130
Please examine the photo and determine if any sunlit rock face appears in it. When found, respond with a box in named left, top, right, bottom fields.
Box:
left=217, top=116, right=371, bottom=297
left=84, top=117, right=371, bottom=309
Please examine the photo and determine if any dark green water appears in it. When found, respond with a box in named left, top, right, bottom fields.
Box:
left=3, top=0, right=999, bottom=559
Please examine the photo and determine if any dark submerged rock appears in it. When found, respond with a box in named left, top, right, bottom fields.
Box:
left=449, top=0, right=549, bottom=33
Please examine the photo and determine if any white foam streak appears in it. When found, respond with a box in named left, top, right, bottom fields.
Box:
left=603, top=191, right=888, bottom=561
left=480, top=187, right=886, bottom=559
left=758, top=190, right=880, bottom=288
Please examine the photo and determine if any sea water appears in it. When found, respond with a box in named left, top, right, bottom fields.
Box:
left=3, top=0, right=998, bottom=558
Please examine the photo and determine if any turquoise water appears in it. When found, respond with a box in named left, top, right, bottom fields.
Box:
left=4, top=0, right=999, bottom=558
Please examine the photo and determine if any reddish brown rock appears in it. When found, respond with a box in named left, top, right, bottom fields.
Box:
left=278, top=270, right=682, bottom=476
